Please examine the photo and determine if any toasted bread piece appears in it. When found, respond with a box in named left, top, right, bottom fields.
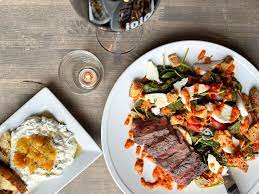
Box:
left=0, top=162, right=27, bottom=193
left=0, top=132, right=11, bottom=164
left=168, top=53, right=181, bottom=67
left=129, top=80, right=143, bottom=98
left=249, top=87, right=259, bottom=119
left=245, top=122, right=259, bottom=143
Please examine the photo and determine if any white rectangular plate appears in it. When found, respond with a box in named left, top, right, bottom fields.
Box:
left=0, top=87, right=102, bottom=194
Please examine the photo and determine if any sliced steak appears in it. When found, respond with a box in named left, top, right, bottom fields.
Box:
left=133, top=117, right=169, bottom=146
left=156, top=145, right=191, bottom=171
left=145, top=133, right=179, bottom=158
left=170, top=152, right=208, bottom=185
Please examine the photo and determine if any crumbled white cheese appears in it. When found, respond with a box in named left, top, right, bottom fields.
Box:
left=176, top=127, right=192, bottom=145
left=232, top=136, right=240, bottom=147
left=151, top=107, right=161, bottom=115
left=145, top=93, right=169, bottom=115
left=173, top=78, right=188, bottom=93
left=207, top=154, right=228, bottom=176
left=185, top=84, right=209, bottom=101
left=237, top=93, right=248, bottom=117
left=208, top=104, right=233, bottom=124
left=146, top=61, right=161, bottom=83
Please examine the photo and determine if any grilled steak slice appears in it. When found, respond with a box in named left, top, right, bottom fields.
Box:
left=170, top=152, right=208, bottom=185
left=133, top=117, right=169, bottom=146
left=145, top=133, right=179, bottom=158
left=156, top=145, right=191, bottom=171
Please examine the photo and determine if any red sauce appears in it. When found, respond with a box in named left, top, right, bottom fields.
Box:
left=140, top=177, right=160, bottom=189
left=204, top=56, right=212, bottom=64
left=128, top=130, right=134, bottom=139
left=177, top=185, right=187, bottom=190
left=135, top=158, right=144, bottom=175
left=230, top=107, right=240, bottom=123
left=124, top=114, right=132, bottom=125
left=240, top=116, right=249, bottom=135
left=193, top=83, right=199, bottom=94
left=198, top=50, right=206, bottom=60
left=136, top=145, right=141, bottom=155
left=181, top=89, right=191, bottom=108
left=124, top=139, right=134, bottom=149
left=141, top=150, right=148, bottom=159
left=214, top=103, right=225, bottom=116
left=151, top=166, right=174, bottom=190
left=209, top=163, right=215, bottom=169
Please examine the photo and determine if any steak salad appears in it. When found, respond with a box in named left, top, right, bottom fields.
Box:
left=124, top=49, right=259, bottom=190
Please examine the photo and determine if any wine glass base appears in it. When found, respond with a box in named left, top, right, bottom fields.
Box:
left=96, top=26, right=143, bottom=54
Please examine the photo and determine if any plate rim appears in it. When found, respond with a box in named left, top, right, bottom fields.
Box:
left=101, top=40, right=259, bottom=194
left=0, top=87, right=102, bottom=193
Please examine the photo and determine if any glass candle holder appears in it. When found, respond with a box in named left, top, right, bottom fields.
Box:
left=59, top=50, right=104, bottom=94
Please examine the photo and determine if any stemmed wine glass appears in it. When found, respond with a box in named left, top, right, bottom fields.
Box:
left=70, top=0, right=160, bottom=54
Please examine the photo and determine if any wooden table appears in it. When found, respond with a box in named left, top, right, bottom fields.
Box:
left=0, top=0, right=258, bottom=193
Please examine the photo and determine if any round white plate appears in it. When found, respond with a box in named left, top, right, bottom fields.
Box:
left=101, top=41, right=259, bottom=194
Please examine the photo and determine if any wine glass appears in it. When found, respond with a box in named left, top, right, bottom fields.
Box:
left=70, top=0, right=160, bottom=54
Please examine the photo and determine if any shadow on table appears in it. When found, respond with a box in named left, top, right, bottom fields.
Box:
left=46, top=82, right=100, bottom=145
left=69, top=0, right=88, bottom=19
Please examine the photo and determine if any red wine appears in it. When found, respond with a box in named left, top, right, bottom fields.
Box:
left=88, top=0, right=160, bottom=31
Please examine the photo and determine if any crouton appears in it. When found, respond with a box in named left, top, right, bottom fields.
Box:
left=220, top=56, right=234, bottom=72
left=245, top=122, right=259, bottom=143
left=129, top=80, right=143, bottom=98
left=168, top=53, right=181, bottom=67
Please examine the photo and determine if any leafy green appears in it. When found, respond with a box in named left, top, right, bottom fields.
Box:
left=175, top=63, right=193, bottom=74
left=195, top=139, right=220, bottom=154
left=190, top=134, right=201, bottom=144
left=162, top=71, right=177, bottom=79
left=143, top=77, right=179, bottom=94
left=143, top=82, right=163, bottom=93
left=168, top=99, right=183, bottom=112
left=134, top=99, right=144, bottom=109
left=198, top=139, right=220, bottom=147
left=157, top=65, right=173, bottom=77
left=231, top=77, right=242, bottom=91
left=211, top=149, right=228, bottom=166
left=229, top=121, right=240, bottom=135
left=131, top=110, right=141, bottom=119
left=131, top=99, right=154, bottom=119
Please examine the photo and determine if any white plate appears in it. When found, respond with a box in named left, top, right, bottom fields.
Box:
left=0, top=87, right=102, bottom=194
left=101, top=41, right=259, bottom=194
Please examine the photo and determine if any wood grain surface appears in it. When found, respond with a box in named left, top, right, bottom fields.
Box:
left=0, top=0, right=258, bottom=193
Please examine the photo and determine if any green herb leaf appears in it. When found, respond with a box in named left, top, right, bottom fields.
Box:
left=168, top=99, right=183, bottom=112
left=229, top=121, right=240, bottom=135
left=162, top=71, right=177, bottom=79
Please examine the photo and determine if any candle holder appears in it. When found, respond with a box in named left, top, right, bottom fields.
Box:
left=59, top=50, right=104, bottom=94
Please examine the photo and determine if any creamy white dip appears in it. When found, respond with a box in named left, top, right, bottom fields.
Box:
left=10, top=116, right=78, bottom=188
